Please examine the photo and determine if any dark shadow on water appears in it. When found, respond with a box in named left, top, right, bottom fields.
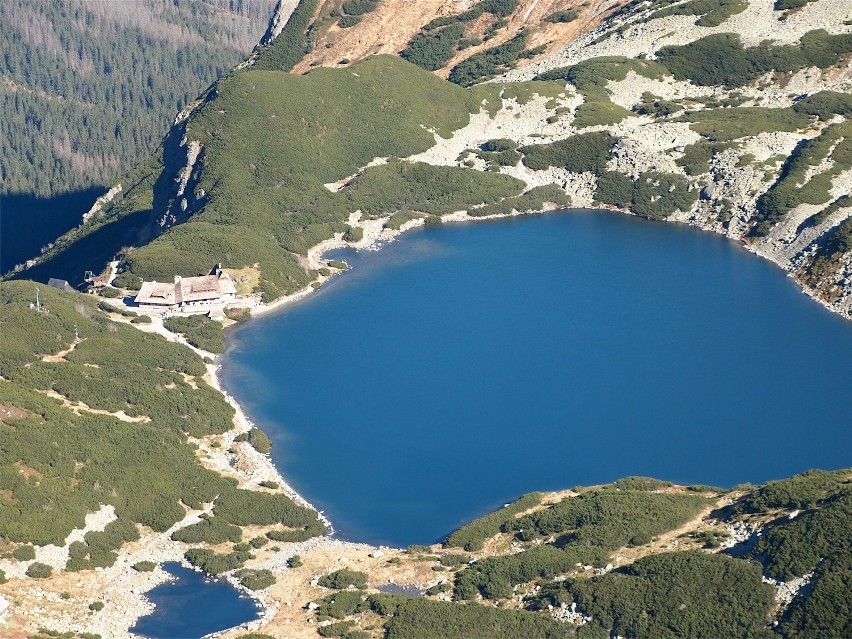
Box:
left=0, top=187, right=106, bottom=275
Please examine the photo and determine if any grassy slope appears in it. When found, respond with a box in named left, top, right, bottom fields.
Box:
left=0, top=281, right=319, bottom=551
left=23, top=56, right=527, bottom=300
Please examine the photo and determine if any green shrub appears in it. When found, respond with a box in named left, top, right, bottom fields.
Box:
left=185, top=547, right=253, bottom=574
left=99, top=286, right=121, bottom=299
left=676, top=141, right=721, bottom=176
left=634, top=95, right=683, bottom=117
left=612, top=476, right=673, bottom=491
left=130, top=314, right=151, bottom=324
left=793, top=91, right=852, bottom=120
left=13, top=544, right=36, bottom=561
left=678, top=107, right=809, bottom=142
left=266, top=522, right=325, bottom=542
left=343, top=226, right=364, bottom=242
left=163, top=315, right=225, bottom=354
left=318, top=568, right=368, bottom=590
left=439, top=553, right=470, bottom=567
left=259, top=480, right=279, bottom=489
left=540, top=551, right=774, bottom=639
left=467, top=185, right=571, bottom=218
left=0, top=282, right=242, bottom=547
left=252, top=0, right=319, bottom=71
left=111, top=271, right=143, bottom=290
left=752, top=121, right=852, bottom=235
left=249, top=536, right=268, bottom=549
left=327, top=260, right=348, bottom=270
left=236, top=568, right=276, bottom=590
left=448, top=32, right=541, bottom=87
left=237, top=427, right=272, bottom=454
left=224, top=307, right=252, bottom=323
left=456, top=490, right=707, bottom=599
left=647, top=0, right=747, bottom=26
left=401, top=24, right=466, bottom=71
left=342, top=0, right=379, bottom=16
left=171, top=517, right=242, bottom=544
left=774, top=0, right=816, bottom=10
left=132, top=561, right=156, bottom=572
left=288, top=554, right=303, bottom=568
left=544, top=9, right=579, bottom=22
left=318, top=590, right=368, bottom=619
left=26, top=562, right=53, bottom=578
left=657, top=30, right=852, bottom=88
left=445, top=493, right=541, bottom=550
left=369, top=593, right=575, bottom=638
left=214, top=486, right=319, bottom=528
left=89, top=601, right=105, bottom=611
left=735, top=468, right=850, bottom=514
left=344, top=160, right=524, bottom=217
left=521, top=132, right=615, bottom=173
left=338, top=15, right=362, bottom=28
left=385, top=211, right=424, bottom=230
left=595, top=170, right=696, bottom=218
left=318, top=620, right=357, bottom=637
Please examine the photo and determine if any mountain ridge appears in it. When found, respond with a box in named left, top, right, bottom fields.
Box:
left=11, top=0, right=852, bottom=320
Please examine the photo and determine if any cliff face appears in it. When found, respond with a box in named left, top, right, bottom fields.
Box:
left=15, top=0, right=852, bottom=319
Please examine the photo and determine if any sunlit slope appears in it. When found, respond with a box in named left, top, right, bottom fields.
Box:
left=24, top=56, right=532, bottom=298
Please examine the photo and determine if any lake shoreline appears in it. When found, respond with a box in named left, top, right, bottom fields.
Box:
left=15, top=203, right=846, bottom=639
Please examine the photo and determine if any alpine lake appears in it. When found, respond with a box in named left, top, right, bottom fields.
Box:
left=220, top=209, right=852, bottom=547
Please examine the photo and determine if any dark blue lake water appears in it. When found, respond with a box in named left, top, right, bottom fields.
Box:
left=131, top=562, right=261, bottom=638
left=222, top=210, right=852, bottom=548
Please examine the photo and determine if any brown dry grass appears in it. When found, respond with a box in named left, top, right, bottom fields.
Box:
left=293, top=0, right=629, bottom=77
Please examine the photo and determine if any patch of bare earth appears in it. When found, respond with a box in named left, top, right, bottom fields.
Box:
left=293, top=0, right=628, bottom=75
left=0, top=404, right=28, bottom=420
